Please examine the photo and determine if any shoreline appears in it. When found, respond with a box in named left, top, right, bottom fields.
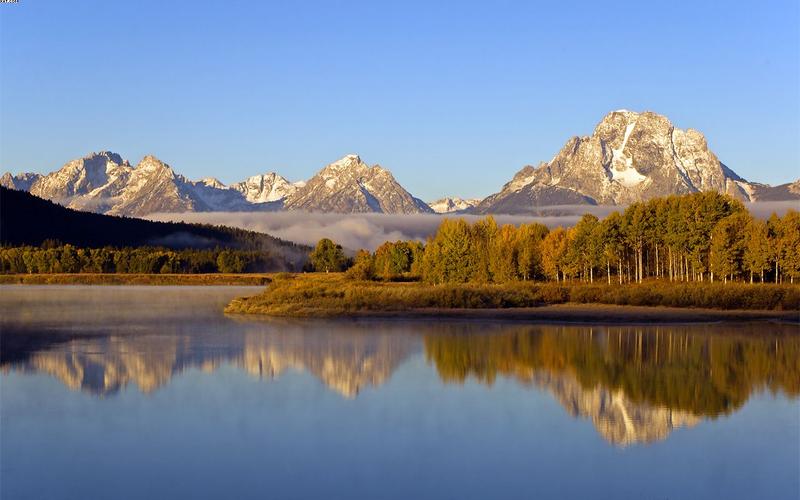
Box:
left=227, top=303, right=800, bottom=324
left=0, top=273, right=274, bottom=286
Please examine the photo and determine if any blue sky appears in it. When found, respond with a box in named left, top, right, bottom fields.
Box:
left=1, top=0, right=798, bottom=199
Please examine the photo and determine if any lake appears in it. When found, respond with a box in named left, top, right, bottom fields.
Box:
left=1, top=286, right=798, bottom=500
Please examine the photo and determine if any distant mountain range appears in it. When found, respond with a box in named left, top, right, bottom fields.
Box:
left=3, top=110, right=798, bottom=216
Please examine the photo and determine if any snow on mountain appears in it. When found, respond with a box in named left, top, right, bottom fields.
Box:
left=230, top=172, right=298, bottom=204
left=0, top=172, right=43, bottom=191
left=3, top=119, right=796, bottom=219
left=1, top=152, right=432, bottom=216
left=283, top=154, right=433, bottom=214
left=474, top=110, right=770, bottom=214
left=428, top=197, right=481, bottom=214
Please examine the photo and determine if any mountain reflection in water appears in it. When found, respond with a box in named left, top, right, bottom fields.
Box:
left=3, top=291, right=797, bottom=447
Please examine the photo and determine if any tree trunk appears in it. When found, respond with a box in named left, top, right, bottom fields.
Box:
left=668, top=247, right=673, bottom=282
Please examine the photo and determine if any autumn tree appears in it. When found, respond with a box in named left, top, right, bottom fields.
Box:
left=346, top=249, right=375, bottom=280
left=744, top=218, right=771, bottom=283
left=541, top=227, right=568, bottom=282
left=310, top=238, right=346, bottom=273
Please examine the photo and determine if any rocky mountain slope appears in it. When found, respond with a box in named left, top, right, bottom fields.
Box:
left=3, top=112, right=797, bottom=217
left=2, top=152, right=431, bottom=216
left=474, top=110, right=798, bottom=214
left=428, top=197, right=481, bottom=213
left=283, top=154, right=432, bottom=214
left=230, top=172, right=301, bottom=203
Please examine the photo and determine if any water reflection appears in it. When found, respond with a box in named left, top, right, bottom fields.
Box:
left=3, top=310, right=797, bottom=447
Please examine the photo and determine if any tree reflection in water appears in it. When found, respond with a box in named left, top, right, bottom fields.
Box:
left=3, top=320, right=797, bottom=446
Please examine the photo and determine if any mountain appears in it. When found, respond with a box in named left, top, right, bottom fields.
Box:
left=428, top=197, right=481, bottom=214
left=283, top=154, right=432, bottom=213
left=4, top=118, right=797, bottom=217
left=474, top=110, right=797, bottom=214
left=749, top=179, right=800, bottom=201
left=0, top=186, right=309, bottom=269
left=2, top=152, right=431, bottom=216
left=230, top=172, right=300, bottom=204
left=0, top=172, right=42, bottom=191
left=0, top=152, right=258, bottom=216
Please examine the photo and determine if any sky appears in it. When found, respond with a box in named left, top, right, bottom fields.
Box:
left=1, top=0, right=798, bottom=200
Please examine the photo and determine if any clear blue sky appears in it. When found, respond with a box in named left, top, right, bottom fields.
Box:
left=1, top=0, right=798, bottom=200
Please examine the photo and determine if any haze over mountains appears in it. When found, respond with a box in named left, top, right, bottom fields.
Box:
left=3, top=110, right=798, bottom=217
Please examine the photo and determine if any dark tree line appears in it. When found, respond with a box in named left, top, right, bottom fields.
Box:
left=0, top=244, right=277, bottom=274
left=0, top=186, right=304, bottom=252
left=327, top=192, right=800, bottom=285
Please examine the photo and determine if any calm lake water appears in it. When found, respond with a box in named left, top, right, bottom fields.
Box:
left=1, top=286, right=798, bottom=500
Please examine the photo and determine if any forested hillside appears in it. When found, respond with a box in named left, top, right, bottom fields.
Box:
left=0, top=187, right=309, bottom=271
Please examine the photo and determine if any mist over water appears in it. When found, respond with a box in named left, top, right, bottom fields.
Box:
left=148, top=201, right=797, bottom=251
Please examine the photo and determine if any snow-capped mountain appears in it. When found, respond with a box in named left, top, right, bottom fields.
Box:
left=230, top=172, right=299, bottom=204
left=428, top=197, right=481, bottom=214
left=283, top=154, right=432, bottom=214
left=1, top=152, right=256, bottom=217
left=2, top=152, right=432, bottom=216
left=0, top=172, right=42, bottom=192
left=3, top=115, right=797, bottom=218
left=474, top=110, right=796, bottom=214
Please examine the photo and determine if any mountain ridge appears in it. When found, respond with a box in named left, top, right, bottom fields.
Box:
left=3, top=111, right=798, bottom=216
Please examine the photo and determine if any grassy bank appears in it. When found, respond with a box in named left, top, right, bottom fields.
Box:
left=224, top=273, right=800, bottom=317
left=0, top=273, right=273, bottom=286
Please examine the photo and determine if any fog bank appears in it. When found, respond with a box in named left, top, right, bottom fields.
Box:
left=149, top=201, right=798, bottom=251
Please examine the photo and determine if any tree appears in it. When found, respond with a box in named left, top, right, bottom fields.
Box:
left=569, top=214, right=600, bottom=283
left=467, top=217, right=497, bottom=283
left=516, top=223, right=546, bottom=281
left=744, top=218, right=771, bottom=283
left=710, top=213, right=748, bottom=283
left=541, top=227, right=568, bottom=282
left=489, top=224, right=519, bottom=282
left=422, top=219, right=472, bottom=283
left=767, top=213, right=784, bottom=283
left=310, top=238, right=346, bottom=273
left=346, top=249, right=375, bottom=280
left=780, top=210, right=800, bottom=284
left=373, top=241, right=414, bottom=280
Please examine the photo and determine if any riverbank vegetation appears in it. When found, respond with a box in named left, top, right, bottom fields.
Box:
left=0, top=273, right=272, bottom=286
left=0, top=244, right=283, bottom=274
left=224, top=273, right=800, bottom=316
left=334, top=192, right=800, bottom=285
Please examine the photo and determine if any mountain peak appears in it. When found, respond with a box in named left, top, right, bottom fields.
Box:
left=86, top=150, right=124, bottom=165
left=326, top=154, right=364, bottom=171
left=474, top=109, right=770, bottom=213
left=199, top=177, right=226, bottom=189
left=284, top=155, right=432, bottom=214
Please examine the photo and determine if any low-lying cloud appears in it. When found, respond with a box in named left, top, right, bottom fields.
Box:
left=148, top=207, right=613, bottom=251
left=148, top=201, right=798, bottom=252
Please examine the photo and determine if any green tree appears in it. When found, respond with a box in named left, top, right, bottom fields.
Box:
left=310, top=238, right=346, bottom=273
left=710, top=213, right=748, bottom=283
